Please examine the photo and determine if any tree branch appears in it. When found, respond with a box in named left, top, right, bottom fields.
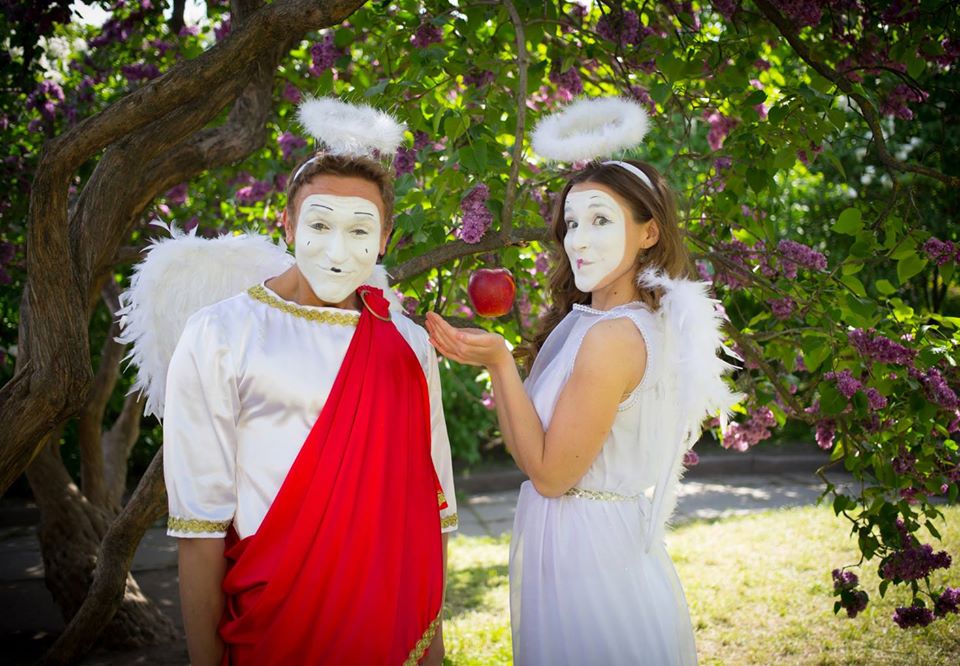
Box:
left=102, top=393, right=145, bottom=511
left=753, top=0, right=959, bottom=189
left=500, top=0, right=529, bottom=237
left=389, top=227, right=551, bottom=284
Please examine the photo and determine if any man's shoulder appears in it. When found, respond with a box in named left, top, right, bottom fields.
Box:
left=391, top=312, right=431, bottom=366
left=183, top=289, right=258, bottom=334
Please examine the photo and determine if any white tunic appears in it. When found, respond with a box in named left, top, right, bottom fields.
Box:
left=163, top=283, right=458, bottom=539
left=510, top=302, right=697, bottom=665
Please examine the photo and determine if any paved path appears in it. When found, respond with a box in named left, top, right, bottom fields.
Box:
left=0, top=469, right=851, bottom=665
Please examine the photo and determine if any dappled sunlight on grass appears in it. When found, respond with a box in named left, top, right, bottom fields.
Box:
left=443, top=507, right=960, bottom=665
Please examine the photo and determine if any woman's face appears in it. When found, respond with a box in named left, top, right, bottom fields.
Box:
left=283, top=174, right=387, bottom=304
left=562, top=182, right=654, bottom=294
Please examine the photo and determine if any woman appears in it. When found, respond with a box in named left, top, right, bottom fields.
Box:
left=426, top=159, right=738, bottom=664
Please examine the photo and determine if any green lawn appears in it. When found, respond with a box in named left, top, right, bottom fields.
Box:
left=443, top=506, right=960, bottom=665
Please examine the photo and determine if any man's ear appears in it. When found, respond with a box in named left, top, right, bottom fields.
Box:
left=379, top=225, right=390, bottom=257
left=282, top=208, right=294, bottom=246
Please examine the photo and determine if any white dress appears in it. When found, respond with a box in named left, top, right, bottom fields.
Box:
left=510, top=301, right=698, bottom=665
left=162, top=283, right=458, bottom=540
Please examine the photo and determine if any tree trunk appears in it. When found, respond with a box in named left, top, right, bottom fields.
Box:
left=25, top=441, right=176, bottom=651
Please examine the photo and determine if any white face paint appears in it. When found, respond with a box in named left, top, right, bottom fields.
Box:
left=295, top=193, right=382, bottom=304
left=563, top=189, right=627, bottom=293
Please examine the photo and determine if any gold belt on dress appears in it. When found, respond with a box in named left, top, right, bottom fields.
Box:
left=563, top=487, right=640, bottom=502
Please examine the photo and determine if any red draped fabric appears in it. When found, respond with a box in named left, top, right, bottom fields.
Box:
left=219, top=287, right=444, bottom=665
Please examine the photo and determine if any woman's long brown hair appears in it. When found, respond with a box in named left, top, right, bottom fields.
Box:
left=517, top=159, right=692, bottom=368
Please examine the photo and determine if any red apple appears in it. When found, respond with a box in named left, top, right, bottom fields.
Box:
left=468, top=268, right=516, bottom=318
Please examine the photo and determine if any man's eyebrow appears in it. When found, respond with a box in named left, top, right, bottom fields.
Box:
left=309, top=204, right=334, bottom=211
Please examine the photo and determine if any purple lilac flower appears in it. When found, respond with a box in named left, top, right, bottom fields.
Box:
left=824, top=369, right=862, bottom=399
left=704, top=110, right=737, bottom=151
left=778, top=239, right=827, bottom=276
left=393, top=147, right=416, bottom=176
left=880, top=83, right=929, bottom=121
left=283, top=82, right=302, bottom=104
left=121, top=62, right=161, bottom=82
left=165, top=183, right=188, bottom=206
left=481, top=390, right=495, bottom=410
left=457, top=184, right=494, bottom=244
left=278, top=132, right=307, bottom=162
left=628, top=85, right=656, bottom=115
left=596, top=10, right=640, bottom=46
left=183, top=216, right=200, bottom=234
left=310, top=33, right=345, bottom=76
left=815, top=419, right=835, bottom=450
left=754, top=58, right=771, bottom=71
left=848, top=329, right=916, bottom=366
left=934, top=587, right=960, bottom=617
left=893, top=604, right=935, bottom=629
left=235, top=179, right=273, bottom=204
left=832, top=569, right=859, bottom=591
left=722, top=407, right=776, bottom=452
left=683, top=450, right=700, bottom=466
left=892, top=448, right=916, bottom=474
left=924, top=237, right=956, bottom=266
left=463, top=70, right=495, bottom=88
left=214, top=18, right=231, bottom=42
left=712, top=0, right=739, bottom=20
left=881, top=543, right=952, bottom=582
left=402, top=295, right=419, bottom=317
left=772, top=0, right=822, bottom=28
left=0, top=242, right=15, bottom=265
left=918, top=368, right=959, bottom=409
left=865, top=387, right=888, bottom=410
left=179, top=24, right=200, bottom=37
left=549, top=62, right=584, bottom=101
left=411, top=19, right=443, bottom=48
left=413, top=131, right=431, bottom=151
left=769, top=297, right=795, bottom=320
left=535, top=252, right=550, bottom=275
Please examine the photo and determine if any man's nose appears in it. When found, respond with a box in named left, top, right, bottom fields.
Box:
left=326, top=231, right=349, bottom=263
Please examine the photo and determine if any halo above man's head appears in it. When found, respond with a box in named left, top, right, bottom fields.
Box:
left=297, top=97, right=407, bottom=159
left=531, top=97, right=650, bottom=163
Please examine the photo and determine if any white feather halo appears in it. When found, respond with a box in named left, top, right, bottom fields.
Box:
left=297, top=97, right=407, bottom=158
left=531, top=97, right=650, bottom=162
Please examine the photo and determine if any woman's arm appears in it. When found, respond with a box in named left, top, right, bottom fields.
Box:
left=426, top=314, right=645, bottom=496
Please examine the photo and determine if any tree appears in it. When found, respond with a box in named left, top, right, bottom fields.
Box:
left=2, top=0, right=959, bottom=661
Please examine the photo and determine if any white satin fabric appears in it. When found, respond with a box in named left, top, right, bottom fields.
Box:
left=163, top=283, right=457, bottom=540
left=510, top=302, right=697, bottom=665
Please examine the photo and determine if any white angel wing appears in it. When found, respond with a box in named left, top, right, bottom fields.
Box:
left=116, top=225, right=293, bottom=419
left=637, top=269, right=743, bottom=547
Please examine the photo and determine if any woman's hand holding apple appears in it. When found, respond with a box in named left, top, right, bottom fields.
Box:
left=425, top=312, right=512, bottom=371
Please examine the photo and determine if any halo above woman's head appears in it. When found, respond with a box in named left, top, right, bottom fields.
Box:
left=297, top=97, right=407, bottom=159
left=531, top=97, right=650, bottom=163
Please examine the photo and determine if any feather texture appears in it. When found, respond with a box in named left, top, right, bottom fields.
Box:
left=297, top=97, right=406, bottom=158
left=116, top=226, right=293, bottom=419
left=531, top=97, right=650, bottom=162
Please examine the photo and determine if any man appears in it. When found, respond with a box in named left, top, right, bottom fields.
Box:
left=159, top=105, right=456, bottom=665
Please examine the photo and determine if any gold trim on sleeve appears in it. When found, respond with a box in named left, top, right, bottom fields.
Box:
left=437, top=490, right=447, bottom=507
left=247, top=285, right=360, bottom=327
left=563, top=487, right=639, bottom=502
left=440, top=513, right=458, bottom=529
left=167, top=516, right=232, bottom=533
left=403, top=611, right=441, bottom=666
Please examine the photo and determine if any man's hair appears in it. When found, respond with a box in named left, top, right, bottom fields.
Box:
left=285, top=153, right=396, bottom=236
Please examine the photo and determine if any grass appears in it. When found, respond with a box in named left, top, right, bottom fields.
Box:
left=442, top=506, right=960, bottom=665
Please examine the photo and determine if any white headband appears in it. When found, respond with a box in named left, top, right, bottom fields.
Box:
left=602, top=160, right=655, bottom=192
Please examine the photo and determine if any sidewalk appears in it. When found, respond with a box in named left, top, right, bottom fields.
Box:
left=0, top=450, right=849, bottom=665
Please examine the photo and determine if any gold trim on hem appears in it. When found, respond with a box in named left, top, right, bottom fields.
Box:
left=440, top=513, right=458, bottom=529
left=437, top=490, right=447, bottom=507
left=563, top=487, right=639, bottom=502
left=403, top=611, right=441, bottom=666
left=247, top=285, right=360, bottom=326
left=167, top=515, right=231, bottom=533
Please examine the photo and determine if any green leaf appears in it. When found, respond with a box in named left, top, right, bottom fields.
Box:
left=802, top=334, right=831, bottom=373
left=841, top=274, right=866, bottom=297
left=821, top=384, right=848, bottom=416
left=925, top=520, right=942, bottom=540
left=875, top=279, right=897, bottom=295
left=744, top=89, right=767, bottom=106
left=656, top=54, right=684, bottom=81
left=897, top=254, right=927, bottom=285
left=833, top=207, right=863, bottom=235
left=363, top=79, right=389, bottom=98
left=879, top=579, right=890, bottom=598
left=746, top=167, right=768, bottom=192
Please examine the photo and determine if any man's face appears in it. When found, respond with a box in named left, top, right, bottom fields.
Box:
left=285, top=175, right=387, bottom=305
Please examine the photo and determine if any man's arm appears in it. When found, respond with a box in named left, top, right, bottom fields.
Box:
left=178, top=538, right=227, bottom=666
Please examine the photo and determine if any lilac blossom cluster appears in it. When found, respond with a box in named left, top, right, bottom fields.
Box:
left=880, top=542, right=952, bottom=583
left=549, top=63, right=584, bottom=101
left=912, top=367, right=959, bottom=409
left=824, top=369, right=862, bottom=399
left=934, top=587, right=960, bottom=617
left=683, top=450, right=700, bottom=466
left=704, top=110, right=737, bottom=151
left=847, top=329, right=916, bottom=366
left=235, top=179, right=273, bottom=205
left=278, top=132, right=307, bottom=162
left=214, top=17, right=231, bottom=42
left=121, top=62, right=161, bottom=83
left=777, top=239, right=827, bottom=276
left=165, top=183, right=188, bottom=206
left=628, top=86, right=656, bottom=115
left=283, top=82, right=302, bottom=104
left=722, top=407, right=775, bottom=452
left=815, top=419, right=835, bottom=450
left=922, top=237, right=960, bottom=266
left=310, top=33, right=345, bottom=76
left=865, top=387, right=887, bottom=410
left=892, top=447, right=916, bottom=475
left=832, top=569, right=868, bottom=618
left=596, top=10, right=641, bottom=46
left=711, top=0, right=739, bottom=20
left=457, top=184, right=493, bottom=244
left=26, top=81, right=65, bottom=123
left=880, top=83, right=929, bottom=121
left=893, top=604, right=934, bottom=629
left=393, top=147, right=416, bottom=176
left=463, top=70, right=496, bottom=88
left=0, top=242, right=16, bottom=285
left=768, top=297, right=795, bottom=320
left=771, top=0, right=822, bottom=28
left=411, top=19, right=443, bottom=48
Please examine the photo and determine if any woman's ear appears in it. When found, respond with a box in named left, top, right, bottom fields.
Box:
left=641, top=218, right=661, bottom=249
left=282, top=208, right=294, bottom=246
